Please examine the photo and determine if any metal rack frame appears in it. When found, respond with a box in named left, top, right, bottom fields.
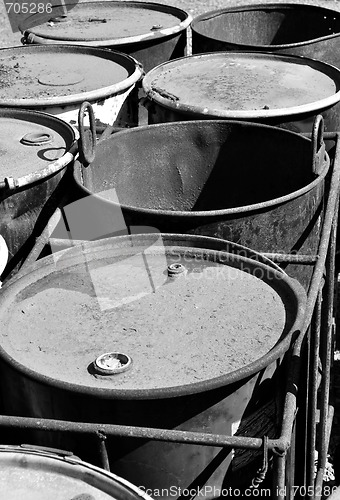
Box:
left=0, top=131, right=339, bottom=500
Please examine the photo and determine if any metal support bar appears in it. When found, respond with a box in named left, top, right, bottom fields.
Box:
left=307, top=292, right=322, bottom=489
left=314, top=405, right=335, bottom=499
left=0, top=414, right=279, bottom=451
left=17, top=208, right=62, bottom=275
left=314, top=188, right=339, bottom=498
left=261, top=254, right=318, bottom=265
left=97, top=431, right=110, bottom=472
left=272, top=452, right=287, bottom=500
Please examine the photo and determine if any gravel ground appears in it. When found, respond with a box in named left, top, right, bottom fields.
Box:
left=1, top=0, right=340, bottom=48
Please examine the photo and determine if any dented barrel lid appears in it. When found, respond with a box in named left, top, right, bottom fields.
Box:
left=0, top=45, right=143, bottom=107
left=143, top=52, right=340, bottom=119
left=0, top=234, right=306, bottom=398
left=20, top=1, right=192, bottom=45
left=0, top=108, right=74, bottom=180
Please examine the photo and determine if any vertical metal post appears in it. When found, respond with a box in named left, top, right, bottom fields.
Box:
left=97, top=431, right=110, bottom=472
left=273, top=452, right=287, bottom=500
left=307, top=291, right=322, bottom=488
left=315, top=218, right=338, bottom=499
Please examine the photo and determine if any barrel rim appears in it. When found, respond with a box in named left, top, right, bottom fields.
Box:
left=73, top=119, right=330, bottom=218
left=0, top=107, right=76, bottom=183
left=0, top=444, right=154, bottom=500
left=142, top=51, right=340, bottom=120
left=0, top=233, right=307, bottom=400
left=20, top=0, right=192, bottom=45
left=0, top=45, right=143, bottom=107
left=191, top=2, right=340, bottom=49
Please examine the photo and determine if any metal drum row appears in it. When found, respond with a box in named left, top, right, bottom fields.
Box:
left=0, top=1, right=340, bottom=499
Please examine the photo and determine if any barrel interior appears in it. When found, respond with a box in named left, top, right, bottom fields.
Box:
left=76, top=121, right=314, bottom=212
left=194, top=6, right=340, bottom=46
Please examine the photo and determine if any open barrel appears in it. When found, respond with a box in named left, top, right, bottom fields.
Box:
left=191, top=3, right=340, bottom=69
left=71, top=118, right=329, bottom=289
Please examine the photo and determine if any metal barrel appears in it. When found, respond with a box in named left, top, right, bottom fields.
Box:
left=0, top=45, right=143, bottom=129
left=0, top=233, right=306, bottom=495
left=142, top=51, right=340, bottom=134
left=0, top=108, right=75, bottom=281
left=191, top=3, right=340, bottom=69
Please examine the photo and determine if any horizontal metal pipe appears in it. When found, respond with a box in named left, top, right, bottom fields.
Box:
left=261, top=253, right=318, bottom=264
left=0, top=414, right=272, bottom=450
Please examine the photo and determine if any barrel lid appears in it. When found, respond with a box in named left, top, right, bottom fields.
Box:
left=0, top=234, right=306, bottom=398
left=143, top=52, right=340, bottom=119
left=20, top=1, right=192, bottom=45
left=0, top=445, right=153, bottom=500
left=0, top=108, right=74, bottom=179
left=0, top=45, right=143, bottom=107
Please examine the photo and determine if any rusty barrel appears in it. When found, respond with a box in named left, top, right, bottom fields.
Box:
left=71, top=118, right=329, bottom=289
left=0, top=46, right=143, bottom=129
left=142, top=51, right=340, bottom=134
left=20, top=1, right=192, bottom=73
left=191, top=3, right=340, bottom=68
left=0, top=444, right=154, bottom=500
left=0, top=233, right=306, bottom=497
left=0, top=108, right=75, bottom=281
